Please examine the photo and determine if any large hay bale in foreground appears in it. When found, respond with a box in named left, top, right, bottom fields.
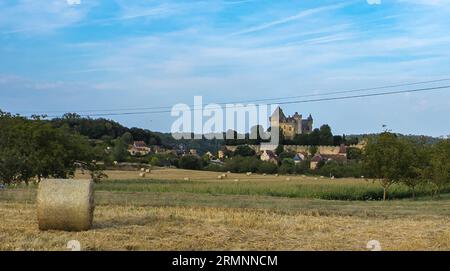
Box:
left=37, top=179, right=94, bottom=231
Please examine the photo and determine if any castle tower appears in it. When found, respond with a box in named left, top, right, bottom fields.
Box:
left=293, top=112, right=302, bottom=134
left=307, top=114, right=313, bottom=132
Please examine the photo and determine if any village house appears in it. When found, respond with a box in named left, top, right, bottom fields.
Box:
left=293, top=152, right=307, bottom=164
left=310, top=153, right=323, bottom=170
left=128, top=141, right=151, bottom=156
left=310, top=144, right=347, bottom=169
left=260, top=150, right=278, bottom=165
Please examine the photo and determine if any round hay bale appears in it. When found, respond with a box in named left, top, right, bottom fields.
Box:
left=275, top=174, right=279, bottom=177
left=218, top=175, right=223, bottom=180
left=37, top=179, right=94, bottom=231
left=184, top=177, right=190, bottom=181
left=286, top=177, right=291, bottom=181
left=140, top=168, right=145, bottom=172
left=263, top=173, right=267, bottom=176
left=113, top=161, right=118, bottom=165
left=139, top=172, right=146, bottom=178
left=246, top=172, right=252, bottom=176
left=227, top=171, right=231, bottom=174
left=234, top=179, right=239, bottom=182
left=145, top=169, right=151, bottom=173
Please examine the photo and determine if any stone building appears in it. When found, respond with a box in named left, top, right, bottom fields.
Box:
left=270, top=106, right=313, bottom=140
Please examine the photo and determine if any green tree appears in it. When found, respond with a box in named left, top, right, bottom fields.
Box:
left=309, top=146, right=318, bottom=156
left=309, top=129, right=321, bottom=146
left=421, top=139, right=450, bottom=197
left=0, top=111, right=98, bottom=184
left=150, top=156, right=161, bottom=167
left=347, top=147, right=363, bottom=161
left=279, top=158, right=295, bottom=174
left=399, top=139, right=425, bottom=199
left=257, top=161, right=278, bottom=174
left=319, top=125, right=333, bottom=145
left=179, top=155, right=203, bottom=170
left=120, top=132, right=134, bottom=145
left=112, top=137, right=129, bottom=162
left=275, top=145, right=284, bottom=156
left=363, top=132, right=406, bottom=201
left=234, top=145, right=256, bottom=157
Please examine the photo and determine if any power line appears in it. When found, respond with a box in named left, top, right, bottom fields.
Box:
left=18, top=78, right=450, bottom=115
left=44, top=84, right=450, bottom=118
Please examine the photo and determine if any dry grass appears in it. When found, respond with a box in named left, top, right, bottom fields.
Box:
left=1, top=169, right=449, bottom=251
left=1, top=202, right=449, bottom=251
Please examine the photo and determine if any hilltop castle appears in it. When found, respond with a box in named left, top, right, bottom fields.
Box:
left=270, top=107, right=313, bottom=140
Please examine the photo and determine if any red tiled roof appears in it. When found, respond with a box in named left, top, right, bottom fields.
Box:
left=311, top=154, right=323, bottom=162
left=133, top=141, right=148, bottom=148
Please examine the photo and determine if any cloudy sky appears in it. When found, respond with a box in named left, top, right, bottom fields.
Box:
left=1, top=0, right=450, bottom=136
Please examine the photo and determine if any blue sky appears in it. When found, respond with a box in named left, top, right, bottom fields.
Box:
left=1, top=0, right=450, bottom=136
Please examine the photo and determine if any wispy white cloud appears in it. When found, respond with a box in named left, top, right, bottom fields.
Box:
left=2, top=0, right=450, bottom=135
left=0, top=0, right=93, bottom=34
left=398, top=0, right=450, bottom=6
left=231, top=3, right=348, bottom=36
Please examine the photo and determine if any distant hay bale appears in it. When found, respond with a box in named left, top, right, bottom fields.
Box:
left=221, top=173, right=227, bottom=178
left=275, top=174, right=279, bottom=177
left=246, top=172, right=252, bottom=176
left=331, top=176, right=335, bottom=180
left=139, top=173, right=146, bottom=178
left=217, top=175, right=223, bottom=180
left=140, top=168, right=145, bottom=172
left=184, top=177, right=190, bottom=181
left=227, top=171, right=231, bottom=174
left=234, top=179, right=239, bottom=182
left=113, top=161, right=118, bottom=165
left=37, top=179, right=94, bottom=231
left=263, top=173, right=267, bottom=176
left=145, top=169, right=151, bottom=173
left=286, top=177, right=291, bottom=181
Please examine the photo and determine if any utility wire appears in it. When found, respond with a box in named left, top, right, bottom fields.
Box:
left=43, top=84, right=450, bottom=118
left=18, top=78, right=450, bottom=115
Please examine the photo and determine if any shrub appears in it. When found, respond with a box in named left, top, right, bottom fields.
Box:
left=257, top=161, right=278, bottom=174
left=204, top=164, right=225, bottom=172
left=234, top=145, right=256, bottom=157
left=317, top=161, right=363, bottom=178
left=178, top=155, right=203, bottom=170
left=224, top=156, right=261, bottom=173
left=278, top=158, right=295, bottom=174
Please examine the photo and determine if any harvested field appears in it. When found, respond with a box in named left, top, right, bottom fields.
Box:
left=1, top=169, right=450, bottom=251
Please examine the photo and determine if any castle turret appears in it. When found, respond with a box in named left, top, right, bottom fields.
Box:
left=307, top=114, right=313, bottom=132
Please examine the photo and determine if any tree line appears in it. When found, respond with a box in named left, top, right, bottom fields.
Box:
left=363, top=132, right=450, bottom=200
left=225, top=124, right=359, bottom=146
left=0, top=111, right=103, bottom=184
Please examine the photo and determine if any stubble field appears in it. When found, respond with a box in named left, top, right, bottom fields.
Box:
left=1, top=168, right=449, bottom=251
